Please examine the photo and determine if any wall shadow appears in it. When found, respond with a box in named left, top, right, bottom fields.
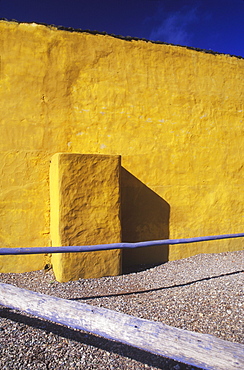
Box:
left=121, top=168, right=170, bottom=272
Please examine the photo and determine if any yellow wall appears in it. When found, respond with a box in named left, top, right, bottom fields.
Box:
left=50, top=153, right=121, bottom=282
left=0, top=20, right=243, bottom=274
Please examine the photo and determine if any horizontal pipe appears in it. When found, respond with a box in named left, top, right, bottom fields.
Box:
left=0, top=233, right=243, bottom=255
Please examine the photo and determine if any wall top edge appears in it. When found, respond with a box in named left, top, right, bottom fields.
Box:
left=1, top=18, right=243, bottom=60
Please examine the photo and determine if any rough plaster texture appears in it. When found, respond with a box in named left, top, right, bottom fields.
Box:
left=50, top=154, right=121, bottom=282
left=0, top=20, right=243, bottom=273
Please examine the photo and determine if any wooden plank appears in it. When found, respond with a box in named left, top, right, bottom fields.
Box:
left=0, top=232, right=244, bottom=255
left=0, top=283, right=243, bottom=370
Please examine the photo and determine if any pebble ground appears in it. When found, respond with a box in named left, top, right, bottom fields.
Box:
left=0, top=250, right=243, bottom=369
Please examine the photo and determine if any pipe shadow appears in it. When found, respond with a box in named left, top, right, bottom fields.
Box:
left=0, top=307, right=201, bottom=370
left=70, top=270, right=243, bottom=301
left=121, top=168, right=170, bottom=272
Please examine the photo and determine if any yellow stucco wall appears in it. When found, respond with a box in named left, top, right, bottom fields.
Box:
left=0, top=20, right=243, bottom=274
left=50, top=153, right=121, bottom=282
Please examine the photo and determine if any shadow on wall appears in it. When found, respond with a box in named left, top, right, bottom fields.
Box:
left=121, top=168, right=170, bottom=272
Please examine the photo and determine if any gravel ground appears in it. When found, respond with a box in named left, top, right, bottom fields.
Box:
left=0, top=250, right=243, bottom=370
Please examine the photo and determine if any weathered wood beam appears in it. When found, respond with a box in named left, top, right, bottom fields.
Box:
left=0, top=233, right=244, bottom=255
left=0, top=283, right=243, bottom=370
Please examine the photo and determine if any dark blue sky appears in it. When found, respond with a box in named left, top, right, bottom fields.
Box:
left=1, top=0, right=244, bottom=57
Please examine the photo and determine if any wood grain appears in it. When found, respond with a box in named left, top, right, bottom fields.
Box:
left=0, top=283, right=243, bottom=369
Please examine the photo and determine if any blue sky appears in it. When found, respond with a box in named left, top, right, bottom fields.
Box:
left=1, top=0, right=244, bottom=57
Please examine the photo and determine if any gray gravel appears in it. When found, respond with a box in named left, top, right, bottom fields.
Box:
left=0, top=250, right=243, bottom=369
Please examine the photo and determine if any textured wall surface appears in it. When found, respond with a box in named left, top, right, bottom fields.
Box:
left=0, top=20, right=243, bottom=273
left=50, top=153, right=121, bottom=281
